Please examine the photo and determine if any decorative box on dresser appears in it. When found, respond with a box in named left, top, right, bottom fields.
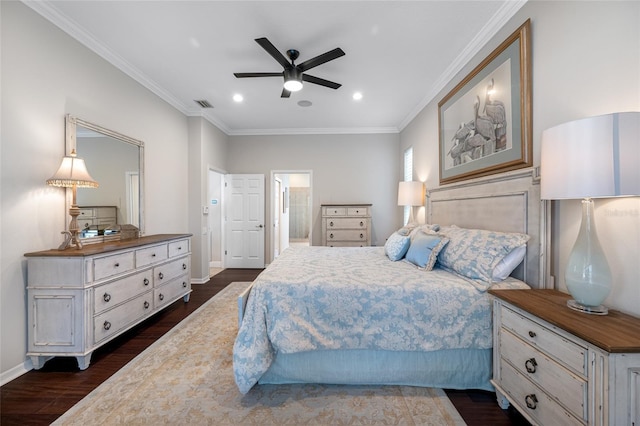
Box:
left=489, top=289, right=640, bottom=426
left=25, top=234, right=192, bottom=370
left=321, top=204, right=372, bottom=247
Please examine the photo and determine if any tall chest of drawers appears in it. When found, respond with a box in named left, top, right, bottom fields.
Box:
left=321, top=204, right=372, bottom=247
left=489, top=289, right=640, bottom=426
left=25, top=234, right=192, bottom=370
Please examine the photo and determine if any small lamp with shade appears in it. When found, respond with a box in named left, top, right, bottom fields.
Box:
left=398, top=181, right=425, bottom=225
left=47, top=149, right=99, bottom=250
left=540, top=112, right=639, bottom=314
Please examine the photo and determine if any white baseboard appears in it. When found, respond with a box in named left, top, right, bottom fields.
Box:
left=1, top=359, right=33, bottom=386
left=191, top=277, right=209, bottom=285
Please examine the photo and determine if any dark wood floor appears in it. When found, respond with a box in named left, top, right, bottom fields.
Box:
left=1, top=268, right=530, bottom=425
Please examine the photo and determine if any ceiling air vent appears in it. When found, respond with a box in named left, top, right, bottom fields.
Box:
left=194, top=99, right=213, bottom=108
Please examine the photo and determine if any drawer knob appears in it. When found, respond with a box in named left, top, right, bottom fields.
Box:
left=114, top=262, right=120, bottom=268
left=360, top=221, right=364, bottom=227
left=525, top=394, right=538, bottom=410
left=103, top=321, right=111, bottom=331
left=177, top=246, right=182, bottom=250
left=103, top=293, right=111, bottom=303
left=525, top=358, right=538, bottom=374
left=182, top=263, right=187, bottom=270
left=158, top=272, right=164, bottom=280
left=152, top=253, right=156, bottom=257
left=144, top=301, right=150, bottom=309
left=159, top=293, right=164, bottom=301
left=144, top=278, right=150, bottom=286
left=528, top=331, right=536, bottom=338
left=329, top=221, right=334, bottom=227
left=183, top=281, right=187, bottom=288
left=360, top=233, right=364, bottom=239
left=330, top=233, right=334, bottom=239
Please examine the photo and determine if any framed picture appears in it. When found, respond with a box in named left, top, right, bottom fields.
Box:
left=438, top=19, right=532, bottom=185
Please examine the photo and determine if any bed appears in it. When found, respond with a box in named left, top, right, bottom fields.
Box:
left=234, top=169, right=544, bottom=395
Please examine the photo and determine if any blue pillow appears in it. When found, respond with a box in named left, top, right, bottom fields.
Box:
left=384, top=232, right=411, bottom=261
left=405, top=232, right=449, bottom=270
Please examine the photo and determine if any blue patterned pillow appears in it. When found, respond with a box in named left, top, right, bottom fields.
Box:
left=404, top=231, right=449, bottom=270
left=437, top=226, right=530, bottom=282
left=384, top=232, right=411, bottom=261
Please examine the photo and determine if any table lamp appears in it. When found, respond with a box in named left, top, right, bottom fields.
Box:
left=398, top=181, right=424, bottom=225
left=47, top=149, right=99, bottom=250
left=540, top=112, right=639, bottom=314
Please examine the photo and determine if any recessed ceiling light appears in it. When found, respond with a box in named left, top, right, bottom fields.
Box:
left=297, top=100, right=312, bottom=107
left=353, top=92, right=363, bottom=101
left=233, top=94, right=243, bottom=103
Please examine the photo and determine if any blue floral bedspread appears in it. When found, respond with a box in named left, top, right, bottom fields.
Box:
left=233, top=246, right=528, bottom=394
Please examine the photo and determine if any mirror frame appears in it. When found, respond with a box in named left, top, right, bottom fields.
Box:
left=65, top=114, right=145, bottom=243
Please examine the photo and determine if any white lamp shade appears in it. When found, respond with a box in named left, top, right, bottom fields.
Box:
left=540, top=112, right=640, bottom=199
left=397, top=181, right=424, bottom=206
left=46, top=155, right=99, bottom=188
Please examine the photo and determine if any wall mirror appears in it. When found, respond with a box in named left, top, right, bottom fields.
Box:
left=66, top=114, right=145, bottom=244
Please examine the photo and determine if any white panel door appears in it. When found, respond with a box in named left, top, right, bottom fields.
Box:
left=225, top=174, right=265, bottom=268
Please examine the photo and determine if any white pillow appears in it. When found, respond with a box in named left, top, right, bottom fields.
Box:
left=492, top=245, right=527, bottom=281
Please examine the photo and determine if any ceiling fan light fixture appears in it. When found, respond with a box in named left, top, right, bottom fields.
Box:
left=284, top=79, right=303, bottom=92
left=283, top=68, right=303, bottom=92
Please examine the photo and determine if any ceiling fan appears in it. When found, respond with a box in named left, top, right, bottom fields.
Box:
left=234, top=37, right=345, bottom=98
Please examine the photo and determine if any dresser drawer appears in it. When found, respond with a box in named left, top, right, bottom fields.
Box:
left=154, top=256, right=190, bottom=285
left=501, top=306, right=586, bottom=375
left=500, top=361, right=582, bottom=425
left=93, top=252, right=135, bottom=281
left=326, top=218, right=368, bottom=229
left=136, top=244, right=168, bottom=268
left=168, top=239, right=189, bottom=257
left=326, top=229, right=368, bottom=242
left=93, top=270, right=153, bottom=315
left=154, top=275, right=190, bottom=309
left=347, top=207, right=368, bottom=216
left=326, top=241, right=369, bottom=247
left=324, top=207, right=347, bottom=216
left=500, top=328, right=587, bottom=420
left=94, top=292, right=152, bottom=344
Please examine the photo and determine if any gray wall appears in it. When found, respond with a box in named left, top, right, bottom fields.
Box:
left=1, top=2, right=192, bottom=381
left=400, top=1, right=640, bottom=315
left=227, top=133, right=401, bottom=261
left=188, top=117, right=229, bottom=282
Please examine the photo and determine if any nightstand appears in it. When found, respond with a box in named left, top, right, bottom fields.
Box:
left=489, top=289, right=640, bottom=426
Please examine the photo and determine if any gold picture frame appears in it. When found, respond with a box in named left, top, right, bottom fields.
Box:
left=438, top=19, right=532, bottom=185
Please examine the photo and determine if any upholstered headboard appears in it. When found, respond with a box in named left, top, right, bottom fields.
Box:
left=427, top=169, right=545, bottom=289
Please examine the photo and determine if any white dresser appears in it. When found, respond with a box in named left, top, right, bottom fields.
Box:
left=490, top=289, right=640, bottom=426
left=78, top=206, right=117, bottom=230
left=25, top=234, right=192, bottom=370
left=321, top=204, right=372, bottom=247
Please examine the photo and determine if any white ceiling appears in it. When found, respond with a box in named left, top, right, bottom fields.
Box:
left=26, top=1, right=526, bottom=135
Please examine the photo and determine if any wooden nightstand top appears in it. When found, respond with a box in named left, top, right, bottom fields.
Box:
left=489, top=289, right=640, bottom=353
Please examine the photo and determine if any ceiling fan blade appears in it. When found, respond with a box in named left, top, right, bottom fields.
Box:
left=297, top=48, right=345, bottom=72
left=234, top=72, right=283, bottom=78
left=255, top=37, right=292, bottom=69
left=281, top=88, right=291, bottom=98
left=302, top=74, right=342, bottom=90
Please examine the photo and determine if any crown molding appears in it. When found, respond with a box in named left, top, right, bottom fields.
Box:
left=23, top=1, right=193, bottom=116
left=226, top=126, right=400, bottom=137
left=398, top=0, right=528, bottom=131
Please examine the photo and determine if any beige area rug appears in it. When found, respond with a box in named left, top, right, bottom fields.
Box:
left=54, top=282, right=466, bottom=425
